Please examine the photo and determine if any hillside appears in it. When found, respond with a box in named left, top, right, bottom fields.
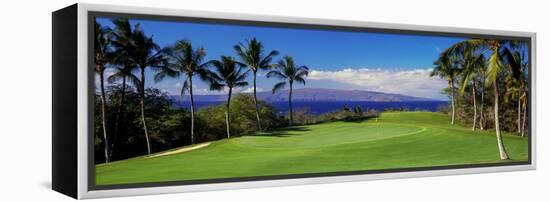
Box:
left=174, top=88, right=439, bottom=102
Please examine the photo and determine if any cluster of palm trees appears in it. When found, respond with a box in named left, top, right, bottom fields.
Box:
left=431, top=39, right=528, bottom=160
left=95, top=18, right=309, bottom=162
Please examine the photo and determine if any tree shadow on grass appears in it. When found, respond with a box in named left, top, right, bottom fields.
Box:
left=249, top=126, right=311, bottom=138
left=340, top=115, right=379, bottom=123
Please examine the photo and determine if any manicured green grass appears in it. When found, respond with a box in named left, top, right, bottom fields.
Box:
left=96, top=112, right=529, bottom=185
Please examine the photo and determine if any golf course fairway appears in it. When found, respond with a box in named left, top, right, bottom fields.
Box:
left=96, top=112, right=529, bottom=185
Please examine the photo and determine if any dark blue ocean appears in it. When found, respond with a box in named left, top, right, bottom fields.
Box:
left=173, top=100, right=448, bottom=115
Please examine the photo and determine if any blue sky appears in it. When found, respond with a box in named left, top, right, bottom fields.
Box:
left=97, top=17, right=466, bottom=100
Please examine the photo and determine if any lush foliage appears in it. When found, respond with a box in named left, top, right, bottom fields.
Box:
left=197, top=94, right=283, bottom=140
left=432, top=39, right=529, bottom=160
left=433, top=40, right=528, bottom=135
left=94, top=86, right=188, bottom=162
left=94, top=87, right=283, bottom=163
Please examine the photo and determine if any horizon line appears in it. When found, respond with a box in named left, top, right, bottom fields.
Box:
left=161, top=87, right=449, bottom=101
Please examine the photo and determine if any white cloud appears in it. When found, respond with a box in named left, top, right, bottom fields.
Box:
left=308, top=68, right=448, bottom=100
left=104, top=68, right=116, bottom=78
left=94, top=68, right=117, bottom=92
left=192, top=86, right=263, bottom=95
left=197, top=87, right=225, bottom=95
left=240, top=87, right=265, bottom=93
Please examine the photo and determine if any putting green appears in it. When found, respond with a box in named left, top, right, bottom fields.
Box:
left=95, top=112, right=529, bottom=185
left=233, top=123, right=425, bottom=149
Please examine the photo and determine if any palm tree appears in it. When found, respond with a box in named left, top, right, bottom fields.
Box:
left=503, top=46, right=528, bottom=136
left=94, top=21, right=112, bottom=163
left=479, top=71, right=486, bottom=130
left=131, top=25, right=168, bottom=155
left=234, top=38, right=279, bottom=131
left=266, top=56, right=309, bottom=126
left=208, top=56, right=249, bottom=138
left=504, top=74, right=521, bottom=134
left=430, top=53, right=459, bottom=125
left=521, top=90, right=528, bottom=137
left=444, top=39, right=525, bottom=160
left=106, top=65, right=140, bottom=158
left=455, top=48, right=485, bottom=131
left=107, top=18, right=140, bottom=159
left=154, top=40, right=212, bottom=144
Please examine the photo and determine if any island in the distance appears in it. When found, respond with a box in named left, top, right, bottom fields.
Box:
left=175, top=88, right=441, bottom=102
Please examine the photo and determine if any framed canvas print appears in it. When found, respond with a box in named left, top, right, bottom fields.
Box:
left=52, top=3, right=536, bottom=199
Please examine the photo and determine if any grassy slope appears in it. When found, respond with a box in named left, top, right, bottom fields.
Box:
left=96, top=112, right=529, bottom=185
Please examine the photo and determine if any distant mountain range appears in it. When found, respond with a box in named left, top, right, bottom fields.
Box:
left=170, top=88, right=439, bottom=102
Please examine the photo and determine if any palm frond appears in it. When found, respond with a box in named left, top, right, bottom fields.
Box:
left=153, top=68, right=179, bottom=83
left=127, top=73, right=141, bottom=89
left=486, top=50, right=503, bottom=86
left=431, top=52, right=458, bottom=80
left=196, top=60, right=216, bottom=82
left=207, top=56, right=249, bottom=91
left=209, top=82, right=225, bottom=91
left=272, top=81, right=286, bottom=94
left=266, top=70, right=286, bottom=79
left=235, top=68, right=250, bottom=82
left=294, top=77, right=306, bottom=85
left=444, top=39, right=487, bottom=57
left=258, top=50, right=280, bottom=70
left=502, top=47, right=522, bottom=81
left=107, top=71, right=124, bottom=83
left=458, top=71, right=472, bottom=94
left=296, top=66, right=309, bottom=77
left=234, top=81, right=249, bottom=88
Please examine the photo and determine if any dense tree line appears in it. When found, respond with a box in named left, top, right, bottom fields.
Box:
left=431, top=39, right=529, bottom=160
left=94, top=18, right=309, bottom=163
left=94, top=88, right=284, bottom=163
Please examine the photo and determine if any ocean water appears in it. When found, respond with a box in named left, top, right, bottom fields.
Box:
left=173, top=100, right=448, bottom=115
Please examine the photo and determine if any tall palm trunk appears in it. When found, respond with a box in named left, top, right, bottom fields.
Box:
left=99, top=70, right=110, bottom=163
left=225, top=87, right=233, bottom=138
left=472, top=82, right=477, bottom=131
left=479, top=88, right=485, bottom=130
left=288, top=81, right=293, bottom=126
left=493, top=82, right=509, bottom=160
left=252, top=71, right=262, bottom=131
left=449, top=79, right=455, bottom=125
left=110, top=76, right=126, bottom=159
left=188, top=75, right=195, bottom=144
left=521, top=100, right=527, bottom=137
left=140, top=67, right=151, bottom=155
left=517, top=88, right=522, bottom=134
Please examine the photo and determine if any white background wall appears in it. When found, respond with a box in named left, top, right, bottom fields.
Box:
left=0, top=0, right=547, bottom=201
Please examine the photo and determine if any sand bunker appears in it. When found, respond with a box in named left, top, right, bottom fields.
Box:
left=147, top=142, right=210, bottom=158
